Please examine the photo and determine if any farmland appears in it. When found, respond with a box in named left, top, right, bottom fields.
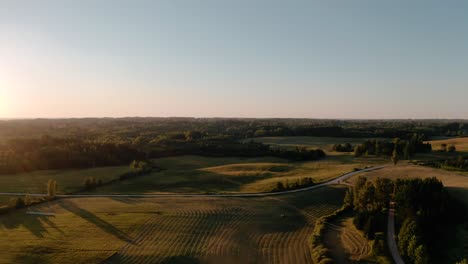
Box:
left=91, top=155, right=387, bottom=194
left=0, top=186, right=346, bottom=264
left=428, top=137, right=468, bottom=153
left=323, top=215, right=379, bottom=264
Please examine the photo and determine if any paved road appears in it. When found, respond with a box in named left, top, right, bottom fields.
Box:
left=0, top=166, right=385, bottom=198
left=388, top=203, right=405, bottom=264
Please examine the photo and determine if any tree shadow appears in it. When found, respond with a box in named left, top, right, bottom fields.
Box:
left=0, top=210, right=62, bottom=238
left=160, top=255, right=200, bottom=264
left=58, top=200, right=134, bottom=243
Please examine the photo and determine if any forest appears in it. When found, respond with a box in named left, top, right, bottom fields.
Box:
left=345, top=177, right=466, bottom=263
left=0, top=118, right=466, bottom=174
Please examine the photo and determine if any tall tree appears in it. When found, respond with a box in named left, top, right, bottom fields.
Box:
left=47, top=179, right=57, bottom=198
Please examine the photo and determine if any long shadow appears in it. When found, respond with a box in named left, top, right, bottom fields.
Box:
left=58, top=200, right=134, bottom=243
left=0, top=207, right=63, bottom=238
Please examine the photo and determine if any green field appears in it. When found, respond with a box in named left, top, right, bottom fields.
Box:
left=0, top=166, right=132, bottom=208
left=0, top=166, right=131, bottom=194
left=0, top=186, right=346, bottom=264
left=246, top=136, right=382, bottom=152
left=91, top=155, right=387, bottom=194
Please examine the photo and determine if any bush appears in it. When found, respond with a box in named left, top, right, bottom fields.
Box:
left=11, top=197, right=25, bottom=209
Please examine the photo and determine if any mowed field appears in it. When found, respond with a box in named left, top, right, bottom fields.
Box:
left=323, top=216, right=375, bottom=264
left=0, top=186, right=346, bottom=264
left=92, top=155, right=386, bottom=194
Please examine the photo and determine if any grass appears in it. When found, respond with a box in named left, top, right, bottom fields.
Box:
left=428, top=137, right=468, bottom=153
left=0, top=185, right=346, bottom=264
left=0, top=166, right=132, bottom=208
left=323, top=213, right=392, bottom=264
left=91, top=155, right=388, bottom=194
left=0, top=166, right=131, bottom=194
left=246, top=136, right=384, bottom=153
left=323, top=215, right=371, bottom=263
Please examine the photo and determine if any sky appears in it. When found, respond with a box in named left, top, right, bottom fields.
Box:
left=1, top=0, right=467, bottom=119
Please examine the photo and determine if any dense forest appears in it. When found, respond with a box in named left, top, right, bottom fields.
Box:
left=0, top=118, right=466, bottom=174
left=345, top=177, right=466, bottom=263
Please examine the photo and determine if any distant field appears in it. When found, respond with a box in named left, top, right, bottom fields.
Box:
left=0, top=186, right=346, bottom=264
left=428, top=137, right=468, bottom=153
left=246, top=136, right=382, bottom=152
left=92, top=155, right=387, bottom=194
left=0, top=166, right=131, bottom=195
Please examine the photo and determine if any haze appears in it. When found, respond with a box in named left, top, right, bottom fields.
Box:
left=1, top=0, right=468, bottom=119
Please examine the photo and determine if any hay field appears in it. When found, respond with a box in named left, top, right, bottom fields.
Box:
left=0, top=186, right=346, bottom=264
left=428, top=137, right=468, bottom=153
left=323, top=216, right=374, bottom=263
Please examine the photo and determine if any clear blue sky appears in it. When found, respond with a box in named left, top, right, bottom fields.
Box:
left=1, top=0, right=467, bottom=118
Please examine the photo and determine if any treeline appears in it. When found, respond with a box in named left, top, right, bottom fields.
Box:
left=0, top=135, right=325, bottom=174
left=0, top=136, right=145, bottom=174
left=353, top=134, right=432, bottom=158
left=345, top=177, right=466, bottom=263
left=272, top=177, right=315, bottom=192
left=0, top=118, right=467, bottom=141
left=420, top=155, right=468, bottom=171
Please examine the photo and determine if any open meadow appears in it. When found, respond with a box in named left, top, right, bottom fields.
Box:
left=91, top=155, right=388, bottom=194
left=0, top=186, right=346, bottom=264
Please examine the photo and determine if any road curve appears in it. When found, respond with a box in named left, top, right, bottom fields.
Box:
left=388, top=203, right=405, bottom=264
left=0, top=166, right=385, bottom=198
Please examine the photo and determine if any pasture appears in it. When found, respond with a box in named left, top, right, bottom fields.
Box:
left=246, top=136, right=381, bottom=152
left=0, top=166, right=131, bottom=195
left=0, top=186, right=346, bottom=264
left=92, top=155, right=386, bottom=194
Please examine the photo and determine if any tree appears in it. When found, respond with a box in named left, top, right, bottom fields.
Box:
left=275, top=181, right=285, bottom=191
left=391, top=138, right=400, bottom=165
left=440, top=143, right=448, bottom=152
left=404, top=142, right=411, bottom=160
left=392, top=147, right=399, bottom=165
left=11, top=197, right=25, bottom=208
left=448, top=145, right=457, bottom=153
left=47, top=179, right=57, bottom=198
